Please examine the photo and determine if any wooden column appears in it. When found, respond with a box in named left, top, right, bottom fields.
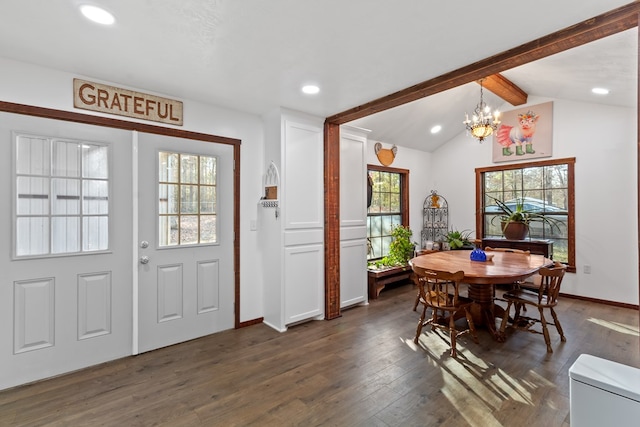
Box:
left=324, top=121, right=341, bottom=319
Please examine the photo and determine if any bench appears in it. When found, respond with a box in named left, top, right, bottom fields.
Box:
left=367, top=265, right=414, bottom=299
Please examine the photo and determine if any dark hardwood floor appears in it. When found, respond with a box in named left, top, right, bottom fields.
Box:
left=1, top=282, right=638, bottom=426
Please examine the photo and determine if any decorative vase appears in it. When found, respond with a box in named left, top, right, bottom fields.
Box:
left=501, top=221, right=529, bottom=240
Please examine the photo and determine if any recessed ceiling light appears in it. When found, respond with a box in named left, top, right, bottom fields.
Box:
left=302, top=85, right=320, bottom=95
left=80, top=5, right=115, bottom=25
left=430, top=125, right=442, bottom=134
left=592, top=87, right=610, bottom=95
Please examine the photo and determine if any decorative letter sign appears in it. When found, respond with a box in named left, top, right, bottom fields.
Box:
left=73, top=78, right=183, bottom=126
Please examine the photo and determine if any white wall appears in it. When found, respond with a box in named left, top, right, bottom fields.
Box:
left=0, top=57, right=266, bottom=322
left=366, top=141, right=432, bottom=249
left=430, top=96, right=639, bottom=304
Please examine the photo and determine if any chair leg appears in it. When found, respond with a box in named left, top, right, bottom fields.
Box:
left=539, top=307, right=553, bottom=353
left=413, top=293, right=420, bottom=311
left=449, top=313, right=457, bottom=357
left=513, top=302, right=523, bottom=323
left=414, top=305, right=428, bottom=344
left=499, top=301, right=512, bottom=335
left=464, top=307, right=479, bottom=344
left=550, top=307, right=566, bottom=342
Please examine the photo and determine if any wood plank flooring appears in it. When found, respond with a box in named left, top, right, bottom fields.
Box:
left=1, top=283, right=638, bottom=426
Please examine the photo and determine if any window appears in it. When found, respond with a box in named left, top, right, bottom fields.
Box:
left=15, top=134, right=110, bottom=257
left=367, top=165, right=409, bottom=260
left=476, top=158, right=575, bottom=269
left=158, top=151, right=217, bottom=246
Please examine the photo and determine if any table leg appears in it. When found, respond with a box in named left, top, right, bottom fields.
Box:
left=467, top=284, right=506, bottom=342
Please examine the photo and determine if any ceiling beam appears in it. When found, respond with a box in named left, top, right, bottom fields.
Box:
left=481, top=74, right=528, bottom=106
left=326, top=1, right=640, bottom=125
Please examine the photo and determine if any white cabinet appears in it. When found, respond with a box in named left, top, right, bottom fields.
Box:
left=339, top=126, right=369, bottom=308
left=260, top=109, right=324, bottom=331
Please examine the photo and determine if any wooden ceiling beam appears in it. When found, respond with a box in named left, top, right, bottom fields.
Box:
left=326, top=2, right=640, bottom=125
left=480, top=74, right=528, bottom=106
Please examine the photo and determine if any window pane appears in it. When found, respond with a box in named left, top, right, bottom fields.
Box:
left=369, top=236, right=382, bottom=259
left=370, top=215, right=381, bottom=237
left=381, top=215, right=393, bottom=235
left=200, top=186, right=216, bottom=214
left=17, top=177, right=49, bottom=215
left=545, top=165, right=568, bottom=189
left=52, top=217, right=80, bottom=253
left=200, top=156, right=216, bottom=185
left=82, top=144, right=108, bottom=179
left=180, top=185, right=198, bottom=214
left=180, top=154, right=198, bottom=184
left=159, top=216, right=179, bottom=246
left=52, top=140, right=80, bottom=177
left=159, top=184, right=179, bottom=214
left=16, top=135, right=49, bottom=175
left=522, top=167, right=543, bottom=190
left=83, top=216, right=108, bottom=251
left=159, top=152, right=179, bottom=183
left=52, top=178, right=80, bottom=215
left=82, top=180, right=109, bottom=215
left=17, top=217, right=49, bottom=256
left=180, top=215, right=198, bottom=245
left=485, top=171, right=503, bottom=192
left=390, top=194, right=400, bottom=212
left=381, top=193, right=391, bottom=212
left=200, top=215, right=217, bottom=243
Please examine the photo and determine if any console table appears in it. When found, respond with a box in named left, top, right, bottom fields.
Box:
left=482, top=238, right=553, bottom=259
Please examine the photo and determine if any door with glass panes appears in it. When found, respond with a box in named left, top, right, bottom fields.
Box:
left=0, top=112, right=133, bottom=390
left=137, top=132, right=234, bottom=353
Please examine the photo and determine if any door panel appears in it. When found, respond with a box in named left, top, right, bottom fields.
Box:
left=0, top=112, right=133, bottom=390
left=137, top=133, right=234, bottom=354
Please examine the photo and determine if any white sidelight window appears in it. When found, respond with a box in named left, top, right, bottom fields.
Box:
left=158, top=151, right=217, bottom=247
left=15, top=134, right=110, bottom=257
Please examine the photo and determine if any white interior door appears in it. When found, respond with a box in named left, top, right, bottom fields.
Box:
left=137, top=133, right=234, bottom=354
left=0, top=112, right=133, bottom=391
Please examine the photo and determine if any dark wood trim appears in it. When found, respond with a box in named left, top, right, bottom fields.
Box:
left=475, top=156, right=576, bottom=173
left=0, top=101, right=241, bottom=146
left=233, top=143, right=242, bottom=328
left=637, top=10, right=640, bottom=350
left=560, top=293, right=639, bottom=311
left=367, top=164, right=410, bottom=228
left=324, top=122, right=341, bottom=320
left=0, top=101, right=244, bottom=329
left=237, top=317, right=264, bottom=328
left=475, top=157, right=576, bottom=270
left=326, top=2, right=640, bottom=125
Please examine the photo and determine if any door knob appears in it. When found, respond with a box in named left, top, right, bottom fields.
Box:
left=140, top=241, right=149, bottom=248
left=140, top=256, right=150, bottom=264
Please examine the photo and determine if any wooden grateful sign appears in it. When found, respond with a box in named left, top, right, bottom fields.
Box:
left=73, top=78, right=183, bottom=125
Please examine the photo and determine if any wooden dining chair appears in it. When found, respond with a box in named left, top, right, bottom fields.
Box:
left=412, top=265, right=478, bottom=357
left=484, top=247, right=537, bottom=296
left=412, top=249, right=438, bottom=311
left=498, top=262, right=567, bottom=353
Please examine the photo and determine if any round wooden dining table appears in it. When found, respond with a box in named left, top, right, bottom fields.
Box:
left=409, top=249, right=553, bottom=341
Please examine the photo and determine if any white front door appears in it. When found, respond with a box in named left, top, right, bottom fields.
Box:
left=136, top=133, right=234, bottom=353
left=0, top=112, right=133, bottom=390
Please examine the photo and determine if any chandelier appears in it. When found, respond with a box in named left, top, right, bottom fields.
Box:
left=463, top=79, right=500, bottom=142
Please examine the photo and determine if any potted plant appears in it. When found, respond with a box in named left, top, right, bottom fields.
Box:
left=368, top=225, right=416, bottom=269
left=445, top=228, right=474, bottom=250
left=486, top=196, right=563, bottom=240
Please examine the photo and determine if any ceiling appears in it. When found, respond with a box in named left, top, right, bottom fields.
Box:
left=0, top=1, right=636, bottom=152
